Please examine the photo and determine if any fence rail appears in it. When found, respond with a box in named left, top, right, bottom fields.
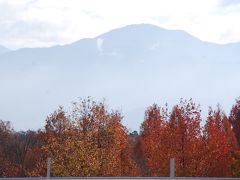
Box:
left=0, top=177, right=240, bottom=180
left=2, top=159, right=239, bottom=180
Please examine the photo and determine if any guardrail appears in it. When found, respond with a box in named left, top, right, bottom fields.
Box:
left=1, top=159, right=239, bottom=180
left=0, top=177, right=240, bottom=180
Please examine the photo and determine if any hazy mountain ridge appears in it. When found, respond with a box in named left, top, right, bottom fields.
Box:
left=1, top=24, right=239, bottom=66
left=0, top=24, right=240, bottom=131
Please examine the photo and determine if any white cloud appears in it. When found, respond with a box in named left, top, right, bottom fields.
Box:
left=0, top=0, right=240, bottom=49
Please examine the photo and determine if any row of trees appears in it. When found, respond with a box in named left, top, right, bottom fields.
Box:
left=1, top=97, right=240, bottom=177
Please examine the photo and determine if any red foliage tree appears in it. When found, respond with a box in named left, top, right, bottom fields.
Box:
left=229, top=97, right=240, bottom=147
left=140, top=99, right=203, bottom=177
left=202, top=106, right=236, bottom=177
left=166, top=99, right=202, bottom=177
left=140, top=104, right=168, bottom=176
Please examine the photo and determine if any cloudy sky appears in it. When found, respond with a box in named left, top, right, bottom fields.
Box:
left=1, top=0, right=240, bottom=49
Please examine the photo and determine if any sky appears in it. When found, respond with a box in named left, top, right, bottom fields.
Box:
left=1, top=0, right=240, bottom=49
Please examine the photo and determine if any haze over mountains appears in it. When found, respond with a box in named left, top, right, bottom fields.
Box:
left=0, top=24, right=240, bottom=131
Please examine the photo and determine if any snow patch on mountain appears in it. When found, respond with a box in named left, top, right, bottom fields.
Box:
left=96, top=38, right=104, bottom=55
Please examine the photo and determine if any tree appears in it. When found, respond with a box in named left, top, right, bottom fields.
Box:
left=166, top=99, right=202, bottom=177
left=139, top=104, right=168, bottom=176
left=31, top=98, right=139, bottom=177
left=231, top=150, right=240, bottom=177
left=202, top=106, right=236, bottom=177
left=0, top=120, right=22, bottom=177
left=139, top=99, right=203, bottom=177
left=229, top=97, right=240, bottom=147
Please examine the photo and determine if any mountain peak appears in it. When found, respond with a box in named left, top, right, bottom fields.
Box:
left=96, top=23, right=201, bottom=44
left=119, top=23, right=168, bottom=31
left=97, top=23, right=168, bottom=38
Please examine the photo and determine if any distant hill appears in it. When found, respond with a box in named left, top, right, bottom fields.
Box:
left=0, top=24, right=240, bottom=131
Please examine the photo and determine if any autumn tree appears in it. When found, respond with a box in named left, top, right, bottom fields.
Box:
left=228, top=98, right=240, bottom=177
left=11, top=130, right=40, bottom=176
left=166, top=99, right=203, bottom=177
left=31, top=107, right=78, bottom=176
left=139, top=104, right=168, bottom=176
left=0, top=120, right=22, bottom=177
left=32, top=98, right=139, bottom=177
left=229, top=97, right=240, bottom=147
left=202, top=106, right=237, bottom=177
left=139, top=99, right=203, bottom=177
left=231, top=150, right=240, bottom=177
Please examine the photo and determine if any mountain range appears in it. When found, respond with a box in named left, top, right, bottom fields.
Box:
left=0, top=24, right=240, bottom=131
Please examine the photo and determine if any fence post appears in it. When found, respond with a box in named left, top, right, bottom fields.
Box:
left=170, top=158, right=175, bottom=179
left=47, top=158, right=51, bottom=178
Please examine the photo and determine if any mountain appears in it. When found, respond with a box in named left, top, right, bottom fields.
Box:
left=0, top=45, right=10, bottom=55
left=0, top=24, right=240, bottom=131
